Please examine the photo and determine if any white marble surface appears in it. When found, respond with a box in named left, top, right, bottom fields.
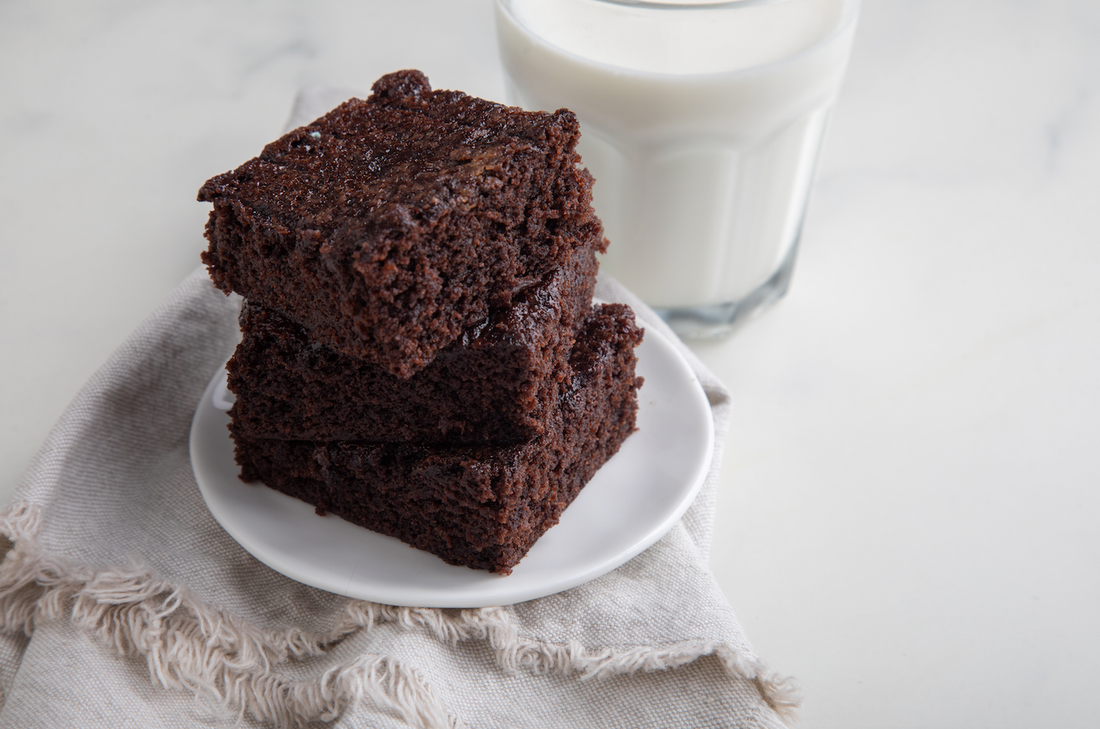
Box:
left=2, top=0, right=1098, bottom=727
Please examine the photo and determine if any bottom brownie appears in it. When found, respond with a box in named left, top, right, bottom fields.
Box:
left=231, top=304, right=644, bottom=574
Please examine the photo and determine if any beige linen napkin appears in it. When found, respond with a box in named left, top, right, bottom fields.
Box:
left=0, top=92, right=798, bottom=729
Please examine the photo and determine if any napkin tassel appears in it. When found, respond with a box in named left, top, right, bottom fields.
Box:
left=0, top=501, right=795, bottom=727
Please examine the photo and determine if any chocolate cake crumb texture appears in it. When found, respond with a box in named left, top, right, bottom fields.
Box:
left=200, top=70, right=642, bottom=574
left=200, top=69, right=605, bottom=379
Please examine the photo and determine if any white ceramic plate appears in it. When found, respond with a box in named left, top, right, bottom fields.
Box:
left=190, top=322, right=713, bottom=607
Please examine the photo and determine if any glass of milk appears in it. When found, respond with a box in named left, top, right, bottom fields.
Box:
left=495, top=0, right=860, bottom=337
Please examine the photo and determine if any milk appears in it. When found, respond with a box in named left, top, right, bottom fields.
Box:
left=495, top=0, right=859, bottom=316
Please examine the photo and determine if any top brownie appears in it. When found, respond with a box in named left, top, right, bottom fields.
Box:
left=199, top=69, right=603, bottom=378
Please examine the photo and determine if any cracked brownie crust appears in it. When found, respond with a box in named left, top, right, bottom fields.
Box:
left=200, top=69, right=604, bottom=378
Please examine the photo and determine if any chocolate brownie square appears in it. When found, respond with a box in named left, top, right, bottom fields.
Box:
left=199, top=69, right=604, bottom=378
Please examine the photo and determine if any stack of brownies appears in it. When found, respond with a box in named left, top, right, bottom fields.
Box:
left=197, top=71, right=643, bottom=574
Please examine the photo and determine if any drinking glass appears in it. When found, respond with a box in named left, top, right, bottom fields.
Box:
left=495, top=0, right=860, bottom=337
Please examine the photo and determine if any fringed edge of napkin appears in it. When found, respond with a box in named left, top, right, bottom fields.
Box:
left=0, top=502, right=799, bottom=728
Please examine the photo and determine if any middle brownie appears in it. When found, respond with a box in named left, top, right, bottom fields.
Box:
left=227, top=243, right=597, bottom=445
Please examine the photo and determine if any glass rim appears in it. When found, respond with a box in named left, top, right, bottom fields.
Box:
left=518, top=0, right=827, bottom=11
left=495, top=0, right=861, bottom=79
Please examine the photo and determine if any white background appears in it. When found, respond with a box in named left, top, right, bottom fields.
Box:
left=2, top=1, right=1098, bottom=726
